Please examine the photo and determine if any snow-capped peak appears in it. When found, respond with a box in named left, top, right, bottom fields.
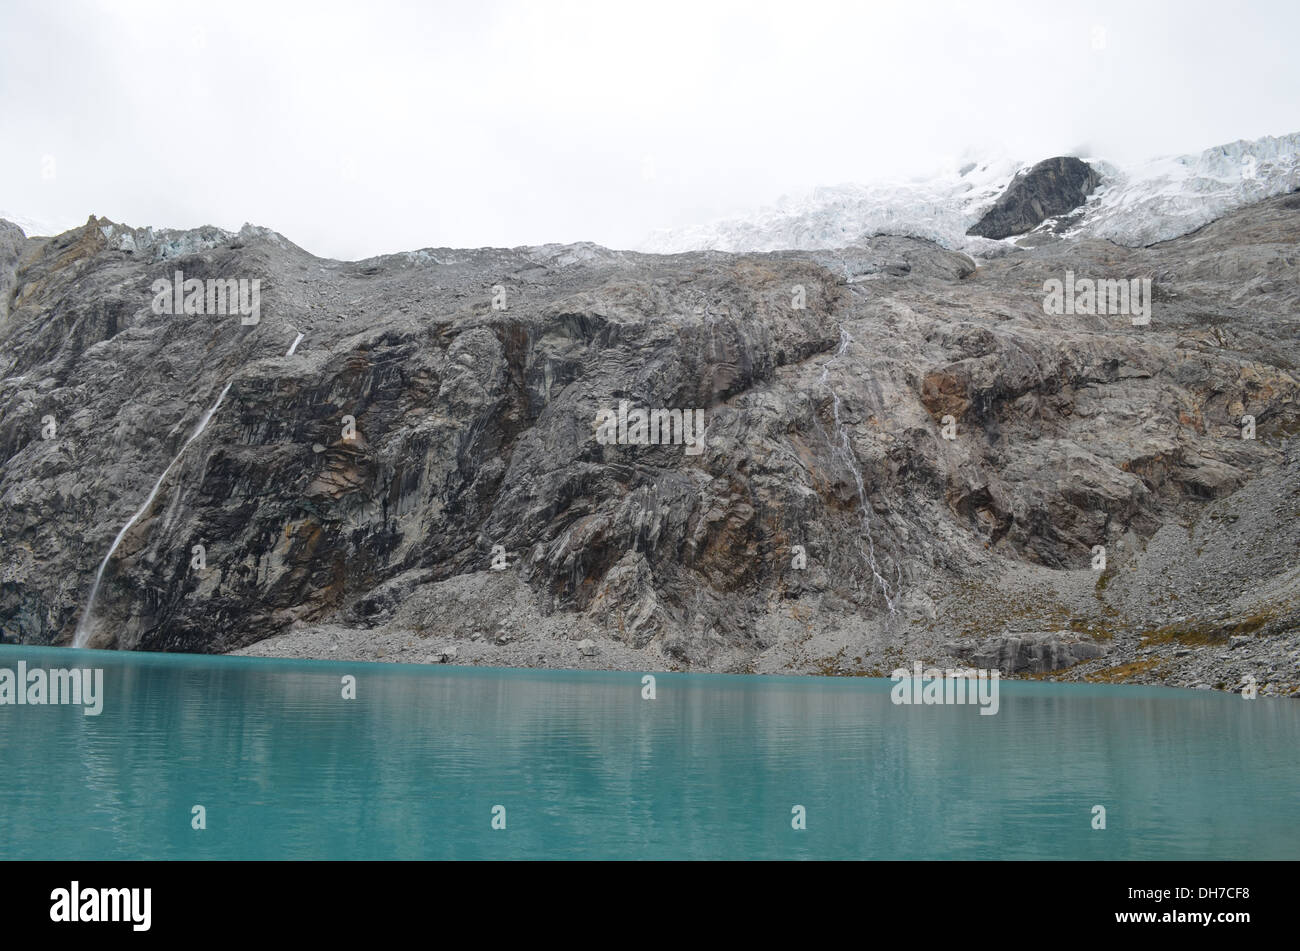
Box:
left=640, top=156, right=1028, bottom=256
left=0, top=210, right=73, bottom=238
left=640, top=133, right=1300, bottom=255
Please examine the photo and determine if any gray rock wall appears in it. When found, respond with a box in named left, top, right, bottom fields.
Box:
left=1, top=195, right=1298, bottom=692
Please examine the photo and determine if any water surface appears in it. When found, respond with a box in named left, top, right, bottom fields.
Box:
left=1, top=645, right=1296, bottom=859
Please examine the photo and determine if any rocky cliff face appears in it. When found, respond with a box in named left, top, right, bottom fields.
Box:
left=1, top=191, right=1298, bottom=693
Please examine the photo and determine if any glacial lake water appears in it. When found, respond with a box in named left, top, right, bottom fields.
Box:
left=1, top=644, right=1297, bottom=860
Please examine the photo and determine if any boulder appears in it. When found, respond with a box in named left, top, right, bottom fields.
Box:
left=966, top=157, right=1100, bottom=239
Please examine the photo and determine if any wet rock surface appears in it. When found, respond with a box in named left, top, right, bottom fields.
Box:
left=1, top=194, right=1298, bottom=695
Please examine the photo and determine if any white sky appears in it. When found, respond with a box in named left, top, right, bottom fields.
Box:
left=2, top=0, right=1298, bottom=259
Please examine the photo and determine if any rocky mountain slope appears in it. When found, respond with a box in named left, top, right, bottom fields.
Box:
left=1, top=181, right=1298, bottom=695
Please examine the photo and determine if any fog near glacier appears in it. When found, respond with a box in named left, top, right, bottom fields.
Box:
left=2, top=0, right=1298, bottom=259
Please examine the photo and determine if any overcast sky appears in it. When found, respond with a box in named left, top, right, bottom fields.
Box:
left=2, top=0, right=1297, bottom=259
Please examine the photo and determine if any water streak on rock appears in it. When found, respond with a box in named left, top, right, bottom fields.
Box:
left=818, top=325, right=899, bottom=613
left=73, top=379, right=234, bottom=647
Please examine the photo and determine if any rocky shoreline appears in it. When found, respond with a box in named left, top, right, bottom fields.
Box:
left=234, top=428, right=1300, bottom=700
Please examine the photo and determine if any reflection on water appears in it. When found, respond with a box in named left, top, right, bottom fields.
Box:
left=1, top=645, right=1297, bottom=859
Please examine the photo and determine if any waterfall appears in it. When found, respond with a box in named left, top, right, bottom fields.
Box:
left=818, top=325, right=899, bottom=613
left=72, top=379, right=234, bottom=648
left=286, top=332, right=304, bottom=356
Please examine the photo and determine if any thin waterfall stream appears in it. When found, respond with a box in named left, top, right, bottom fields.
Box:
left=72, top=378, right=234, bottom=648
left=818, top=324, right=899, bottom=613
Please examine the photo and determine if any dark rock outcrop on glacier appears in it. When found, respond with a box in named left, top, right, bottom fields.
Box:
left=1, top=193, right=1298, bottom=692
left=966, top=156, right=1101, bottom=239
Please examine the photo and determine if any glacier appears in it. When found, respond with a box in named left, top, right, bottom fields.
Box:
left=640, top=133, right=1300, bottom=256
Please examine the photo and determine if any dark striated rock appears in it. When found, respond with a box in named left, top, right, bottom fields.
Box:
left=967, top=157, right=1101, bottom=239
left=0, top=220, right=26, bottom=324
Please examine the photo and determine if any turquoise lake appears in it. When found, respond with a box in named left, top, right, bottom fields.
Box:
left=1, top=644, right=1297, bottom=859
